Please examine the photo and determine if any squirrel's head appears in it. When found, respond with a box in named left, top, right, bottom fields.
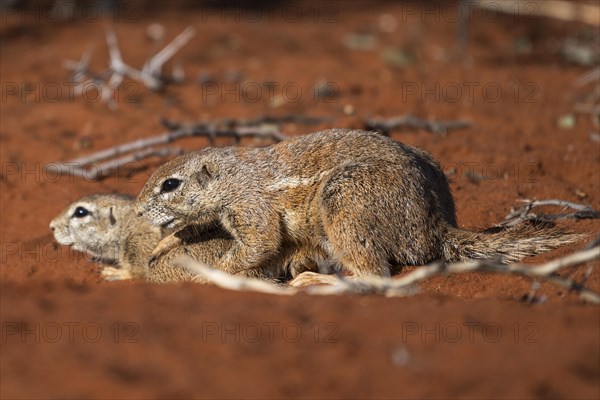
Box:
left=50, top=194, right=133, bottom=262
left=135, top=149, right=222, bottom=230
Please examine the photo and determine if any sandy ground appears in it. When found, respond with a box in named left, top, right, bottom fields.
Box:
left=1, top=1, right=599, bottom=399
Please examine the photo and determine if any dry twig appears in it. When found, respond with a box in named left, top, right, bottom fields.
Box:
left=64, top=26, right=196, bottom=108
left=574, top=67, right=600, bottom=88
left=364, top=115, right=472, bottom=135
left=175, top=239, right=600, bottom=304
left=176, top=258, right=297, bottom=296
left=47, top=115, right=331, bottom=179
left=500, top=199, right=600, bottom=227
left=572, top=67, right=600, bottom=127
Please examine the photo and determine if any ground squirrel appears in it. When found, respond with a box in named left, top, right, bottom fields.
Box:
left=136, top=128, right=579, bottom=278
left=50, top=194, right=234, bottom=283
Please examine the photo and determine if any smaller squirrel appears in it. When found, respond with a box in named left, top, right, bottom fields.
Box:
left=50, top=194, right=234, bottom=283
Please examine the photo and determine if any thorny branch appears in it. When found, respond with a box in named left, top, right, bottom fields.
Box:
left=175, top=237, right=600, bottom=303
left=500, top=199, right=600, bottom=227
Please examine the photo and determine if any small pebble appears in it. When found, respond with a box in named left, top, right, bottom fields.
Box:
left=76, top=136, right=93, bottom=150
left=391, top=346, right=411, bottom=367
left=381, top=47, right=416, bottom=69
left=344, top=32, right=377, bottom=51
left=146, top=23, right=165, bottom=42
left=575, top=189, right=587, bottom=199
left=557, top=114, right=575, bottom=129
left=378, top=14, right=398, bottom=33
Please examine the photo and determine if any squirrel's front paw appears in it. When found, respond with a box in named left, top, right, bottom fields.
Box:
left=288, top=271, right=339, bottom=288
left=149, top=234, right=182, bottom=265
left=101, top=267, right=133, bottom=281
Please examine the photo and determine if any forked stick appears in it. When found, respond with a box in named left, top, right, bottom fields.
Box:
left=64, top=26, right=196, bottom=108
left=500, top=199, right=600, bottom=227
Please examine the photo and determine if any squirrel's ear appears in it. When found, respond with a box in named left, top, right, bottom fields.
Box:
left=196, top=163, right=217, bottom=184
left=108, top=207, right=117, bottom=226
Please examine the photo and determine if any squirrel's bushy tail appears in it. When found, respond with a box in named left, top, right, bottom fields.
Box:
left=442, top=224, right=584, bottom=264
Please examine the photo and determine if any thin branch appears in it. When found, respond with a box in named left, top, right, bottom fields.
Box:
left=174, top=240, right=600, bottom=303
left=86, top=147, right=183, bottom=179
left=47, top=125, right=283, bottom=179
left=46, top=147, right=183, bottom=179
left=364, top=115, right=472, bottom=135
left=47, top=115, right=330, bottom=180
left=63, top=45, right=93, bottom=82
left=574, top=67, right=600, bottom=88
left=573, top=103, right=600, bottom=116
left=142, top=26, right=196, bottom=87
left=174, top=257, right=297, bottom=296
left=228, top=115, right=335, bottom=127
left=525, top=281, right=543, bottom=304
left=105, top=28, right=164, bottom=90
left=64, top=26, right=195, bottom=108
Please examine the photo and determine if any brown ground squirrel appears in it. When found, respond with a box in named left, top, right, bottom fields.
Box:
left=50, top=194, right=233, bottom=283
left=136, top=128, right=580, bottom=278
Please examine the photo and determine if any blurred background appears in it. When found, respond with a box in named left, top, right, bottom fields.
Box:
left=1, top=1, right=599, bottom=399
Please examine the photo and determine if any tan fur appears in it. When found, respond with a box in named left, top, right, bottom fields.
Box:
left=136, top=129, right=581, bottom=278
left=442, top=224, right=582, bottom=263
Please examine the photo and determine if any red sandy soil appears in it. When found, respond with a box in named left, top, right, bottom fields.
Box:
left=1, top=1, right=599, bottom=399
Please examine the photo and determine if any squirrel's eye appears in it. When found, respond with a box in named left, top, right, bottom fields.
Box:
left=72, top=206, right=90, bottom=218
left=161, top=178, right=181, bottom=193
